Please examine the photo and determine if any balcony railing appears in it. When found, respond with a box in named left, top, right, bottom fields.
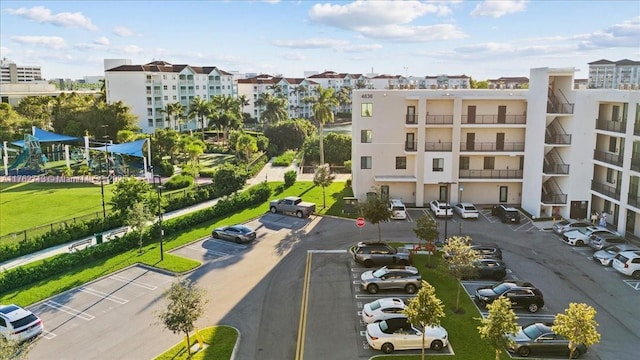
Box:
left=460, top=142, right=525, bottom=152
left=591, top=180, right=620, bottom=200
left=593, top=149, right=623, bottom=167
left=545, top=134, right=572, bottom=145
left=406, top=114, right=418, bottom=124
left=631, top=157, right=640, bottom=172
left=405, top=141, right=417, bottom=152
left=596, top=119, right=626, bottom=133
left=547, top=102, right=574, bottom=114
left=425, top=115, right=453, bottom=124
left=541, top=193, right=568, bottom=204
left=628, top=193, right=640, bottom=208
left=425, top=142, right=452, bottom=151
left=458, top=169, right=523, bottom=179
left=543, top=163, right=570, bottom=174
left=461, top=114, right=526, bottom=124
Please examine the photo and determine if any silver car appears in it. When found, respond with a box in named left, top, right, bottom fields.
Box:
left=211, top=224, right=256, bottom=244
left=360, top=266, right=422, bottom=294
left=593, top=244, right=640, bottom=266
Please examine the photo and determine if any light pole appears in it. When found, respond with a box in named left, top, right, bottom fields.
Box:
left=154, top=175, right=164, bottom=261
left=439, top=181, right=457, bottom=243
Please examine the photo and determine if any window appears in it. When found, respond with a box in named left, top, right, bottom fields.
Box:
left=163, top=75, right=167, bottom=80
left=460, top=157, right=469, bottom=170
left=433, top=158, right=444, bottom=172
left=164, top=95, right=168, bottom=101
left=146, top=97, right=152, bottom=105
left=147, top=108, right=153, bottom=116
left=361, top=130, right=372, bottom=143
left=361, top=156, right=372, bottom=169
left=606, top=168, right=614, bottom=183
left=173, top=95, right=177, bottom=100
left=362, top=103, right=373, bottom=117
left=196, top=85, right=199, bottom=90
left=163, top=85, right=168, bottom=90
left=172, top=85, right=177, bottom=90
left=609, top=137, right=617, bottom=153
left=499, top=186, right=508, bottom=202
left=147, top=119, right=153, bottom=127
left=484, top=157, right=495, bottom=170
left=396, top=157, right=406, bottom=169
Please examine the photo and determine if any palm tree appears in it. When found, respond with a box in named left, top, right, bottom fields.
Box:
left=255, top=92, right=288, bottom=127
left=303, top=85, right=339, bottom=165
left=188, top=97, right=210, bottom=139
left=237, top=94, right=250, bottom=114
left=161, top=102, right=183, bottom=131
left=336, top=86, right=352, bottom=113
left=208, top=95, right=242, bottom=144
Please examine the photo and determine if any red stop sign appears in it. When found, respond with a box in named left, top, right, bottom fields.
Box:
left=356, top=217, right=365, bottom=228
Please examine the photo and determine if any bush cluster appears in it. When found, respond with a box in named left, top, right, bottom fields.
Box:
left=284, top=170, right=297, bottom=187
left=164, top=174, right=194, bottom=190
left=272, top=150, right=297, bottom=167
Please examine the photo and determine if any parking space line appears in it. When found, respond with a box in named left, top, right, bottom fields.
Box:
left=43, top=300, right=94, bottom=320
left=208, top=239, right=247, bottom=249
left=183, top=245, right=230, bottom=258
left=78, top=287, right=129, bottom=304
left=623, top=280, right=640, bottom=290
left=42, top=330, right=56, bottom=339
left=109, top=274, right=158, bottom=290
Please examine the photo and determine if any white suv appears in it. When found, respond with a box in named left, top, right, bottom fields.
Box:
left=0, top=304, right=44, bottom=342
left=612, top=250, right=640, bottom=279
left=430, top=200, right=452, bottom=218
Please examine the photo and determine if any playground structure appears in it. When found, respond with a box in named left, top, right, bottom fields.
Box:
left=7, top=134, right=48, bottom=174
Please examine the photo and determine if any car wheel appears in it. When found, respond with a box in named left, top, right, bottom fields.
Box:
left=296, top=210, right=304, bottom=218
left=570, top=349, right=582, bottom=359
left=576, top=240, right=584, bottom=247
left=270, top=206, right=277, bottom=214
left=405, top=284, right=417, bottom=294
left=235, top=237, right=242, bottom=244
left=381, top=343, right=394, bottom=354
left=632, top=270, right=640, bottom=279
left=430, top=340, right=444, bottom=351
left=211, top=232, right=219, bottom=239
left=364, top=260, right=374, bottom=268
left=367, top=284, right=379, bottom=294
left=527, top=303, right=540, bottom=313
left=518, top=346, right=531, bottom=357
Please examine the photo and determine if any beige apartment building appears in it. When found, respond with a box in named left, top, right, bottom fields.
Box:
left=352, top=67, right=640, bottom=238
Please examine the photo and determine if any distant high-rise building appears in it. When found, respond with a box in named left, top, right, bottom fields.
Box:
left=0, top=58, right=43, bottom=84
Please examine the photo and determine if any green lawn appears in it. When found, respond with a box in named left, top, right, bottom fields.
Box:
left=155, top=326, right=238, bottom=360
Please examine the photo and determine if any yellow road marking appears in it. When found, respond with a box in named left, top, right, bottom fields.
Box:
left=295, top=251, right=312, bottom=360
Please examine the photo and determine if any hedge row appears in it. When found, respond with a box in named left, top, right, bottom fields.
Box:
left=0, top=183, right=272, bottom=293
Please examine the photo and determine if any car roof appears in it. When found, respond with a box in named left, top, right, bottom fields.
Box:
left=500, top=280, right=534, bottom=288
left=357, top=241, right=391, bottom=247
left=378, top=265, right=418, bottom=273
left=593, top=233, right=624, bottom=239
left=376, top=298, right=406, bottom=307
left=608, top=244, right=640, bottom=251
left=0, top=304, right=33, bottom=321
left=618, top=250, right=640, bottom=258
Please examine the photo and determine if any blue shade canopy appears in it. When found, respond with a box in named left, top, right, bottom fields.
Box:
left=91, top=139, right=147, bottom=158
left=12, top=128, right=81, bottom=147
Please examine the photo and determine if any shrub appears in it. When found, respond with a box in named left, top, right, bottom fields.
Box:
left=156, top=159, right=174, bottom=177
left=164, top=175, right=194, bottom=190
left=343, top=160, right=352, bottom=173
left=346, top=177, right=352, bottom=188
left=272, top=150, right=297, bottom=167
left=199, top=168, right=216, bottom=178
left=284, top=170, right=297, bottom=187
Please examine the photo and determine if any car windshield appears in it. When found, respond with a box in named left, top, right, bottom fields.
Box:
left=557, top=220, right=570, bottom=226
left=379, top=320, right=391, bottom=333
left=368, top=300, right=382, bottom=311
left=522, top=325, right=544, bottom=340
left=392, top=206, right=404, bottom=211
left=465, top=206, right=477, bottom=211
left=578, top=228, right=594, bottom=235
left=372, top=268, right=389, bottom=278
left=491, top=283, right=511, bottom=294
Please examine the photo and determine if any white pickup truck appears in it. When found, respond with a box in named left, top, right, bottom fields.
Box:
left=269, top=196, right=316, bottom=218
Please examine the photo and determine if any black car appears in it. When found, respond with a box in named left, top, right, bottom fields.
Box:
left=508, top=322, right=588, bottom=358
left=471, top=245, right=503, bottom=260
left=474, top=281, right=544, bottom=313
left=353, top=242, right=412, bottom=268
left=469, top=258, right=507, bottom=280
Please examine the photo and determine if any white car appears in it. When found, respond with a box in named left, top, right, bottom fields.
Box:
left=430, top=200, right=452, bottom=218
left=552, top=219, right=591, bottom=235
left=366, top=317, right=448, bottom=354
left=0, top=304, right=44, bottom=342
left=561, top=226, right=614, bottom=247
left=453, top=203, right=479, bottom=219
left=612, top=250, right=640, bottom=279
left=592, top=244, right=640, bottom=267
left=361, top=298, right=406, bottom=324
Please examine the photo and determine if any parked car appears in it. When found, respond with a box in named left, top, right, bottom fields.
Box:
left=494, top=205, right=521, bottom=224
left=388, top=199, right=407, bottom=220
left=269, top=196, right=316, bottom=218
left=474, top=281, right=544, bottom=313
left=612, top=250, right=640, bottom=279
left=561, top=226, right=615, bottom=247
left=360, top=265, right=422, bottom=294
left=454, top=203, right=479, bottom=219
left=353, top=242, right=411, bottom=268
left=366, top=317, right=448, bottom=353
left=508, top=322, right=588, bottom=358
left=361, top=298, right=406, bottom=324
left=552, top=219, right=591, bottom=235
left=443, top=244, right=502, bottom=260
left=0, top=304, right=44, bottom=342
left=588, top=233, right=628, bottom=251
left=468, top=258, right=507, bottom=280
left=211, top=224, right=257, bottom=244
left=592, top=244, right=640, bottom=267
left=430, top=200, right=452, bottom=218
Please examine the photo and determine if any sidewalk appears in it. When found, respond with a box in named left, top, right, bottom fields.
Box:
left=0, top=161, right=350, bottom=271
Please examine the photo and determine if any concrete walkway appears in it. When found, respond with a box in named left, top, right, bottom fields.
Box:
left=0, top=161, right=350, bottom=271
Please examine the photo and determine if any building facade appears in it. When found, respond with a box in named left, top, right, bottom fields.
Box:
left=236, top=75, right=318, bottom=121
left=0, top=58, right=43, bottom=84
left=588, top=59, right=640, bottom=89
left=351, top=67, right=640, bottom=238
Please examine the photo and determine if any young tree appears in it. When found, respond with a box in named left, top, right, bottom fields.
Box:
left=313, top=163, right=334, bottom=208
left=403, top=280, right=446, bottom=360
left=359, top=194, right=392, bottom=242
left=157, top=279, right=208, bottom=359
left=442, top=236, right=479, bottom=312
left=110, top=177, right=153, bottom=218
left=477, top=297, right=520, bottom=360
left=412, top=215, right=439, bottom=267
left=125, top=201, right=154, bottom=252
left=552, top=303, right=601, bottom=359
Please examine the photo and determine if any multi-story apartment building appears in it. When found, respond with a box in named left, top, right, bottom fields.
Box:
left=236, top=75, right=318, bottom=121
left=351, top=67, right=640, bottom=238
left=0, top=58, right=43, bottom=84
left=424, top=75, right=471, bottom=89
left=104, top=60, right=235, bottom=133
left=588, top=59, right=640, bottom=89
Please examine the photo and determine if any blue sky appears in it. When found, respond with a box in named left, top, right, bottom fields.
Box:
left=1, top=1, right=639, bottom=80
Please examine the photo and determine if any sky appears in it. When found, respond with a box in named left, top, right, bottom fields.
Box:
left=1, top=0, right=639, bottom=81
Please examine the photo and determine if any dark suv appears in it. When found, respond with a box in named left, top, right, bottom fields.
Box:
left=354, top=242, right=411, bottom=268
left=493, top=205, right=521, bottom=224
left=475, top=281, right=544, bottom=313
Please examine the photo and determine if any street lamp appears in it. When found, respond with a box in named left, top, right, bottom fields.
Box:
left=154, top=175, right=164, bottom=261
left=439, top=181, right=457, bottom=243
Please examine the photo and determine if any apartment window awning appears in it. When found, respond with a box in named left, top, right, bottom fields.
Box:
left=374, top=175, right=417, bottom=182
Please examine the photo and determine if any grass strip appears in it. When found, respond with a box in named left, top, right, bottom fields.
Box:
left=154, top=325, right=238, bottom=360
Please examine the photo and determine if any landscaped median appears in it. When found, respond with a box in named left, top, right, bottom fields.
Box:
left=154, top=326, right=238, bottom=360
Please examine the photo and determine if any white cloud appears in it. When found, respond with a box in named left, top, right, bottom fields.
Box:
left=579, top=17, right=640, bottom=49
left=11, top=36, right=66, bottom=49
left=272, top=38, right=350, bottom=49
left=342, top=44, right=383, bottom=53
left=357, top=23, right=467, bottom=42
left=471, top=0, right=528, bottom=18
left=113, top=26, right=135, bottom=37
left=5, top=6, right=98, bottom=31
left=282, top=52, right=306, bottom=61
left=0, top=46, right=12, bottom=56
left=122, top=45, right=144, bottom=54
left=94, top=36, right=110, bottom=46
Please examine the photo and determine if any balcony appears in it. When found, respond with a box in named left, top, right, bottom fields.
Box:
left=405, top=141, right=417, bottom=152
left=591, top=180, right=620, bottom=200
left=425, top=142, right=452, bottom=151
left=545, top=134, right=572, bottom=145
left=459, top=169, right=523, bottom=179
left=179, top=79, right=195, bottom=85
left=593, top=149, right=623, bottom=167
left=547, top=102, right=574, bottom=114
left=461, top=114, right=526, bottom=124
left=406, top=114, right=418, bottom=125
left=541, top=193, right=568, bottom=204
left=543, top=163, right=570, bottom=175
left=596, top=119, right=626, bottom=133
left=425, top=115, right=453, bottom=124
left=631, top=157, right=640, bottom=172
left=460, top=142, right=525, bottom=152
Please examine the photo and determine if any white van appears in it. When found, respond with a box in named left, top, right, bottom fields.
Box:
left=389, top=199, right=407, bottom=220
